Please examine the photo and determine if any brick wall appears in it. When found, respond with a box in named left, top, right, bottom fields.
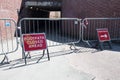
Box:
left=0, top=0, right=22, bottom=39
left=0, top=0, right=22, bottom=20
left=62, top=0, right=120, bottom=18
left=62, top=0, right=120, bottom=38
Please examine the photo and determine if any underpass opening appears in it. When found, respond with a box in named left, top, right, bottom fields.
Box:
left=28, top=6, right=50, bottom=18
left=20, top=7, right=62, bottom=34
left=18, top=0, right=62, bottom=35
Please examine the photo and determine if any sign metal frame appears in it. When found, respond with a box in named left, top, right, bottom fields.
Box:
left=96, top=28, right=112, bottom=50
left=22, top=33, right=50, bottom=64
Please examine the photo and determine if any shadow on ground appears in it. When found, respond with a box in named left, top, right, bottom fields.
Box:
left=0, top=48, right=74, bottom=70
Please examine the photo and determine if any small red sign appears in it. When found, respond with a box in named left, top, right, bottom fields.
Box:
left=22, top=33, right=47, bottom=52
left=97, top=28, right=111, bottom=42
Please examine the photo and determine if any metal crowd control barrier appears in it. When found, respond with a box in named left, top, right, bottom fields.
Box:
left=0, top=18, right=19, bottom=64
left=19, top=18, right=81, bottom=64
left=19, top=18, right=81, bottom=47
left=82, top=18, right=120, bottom=47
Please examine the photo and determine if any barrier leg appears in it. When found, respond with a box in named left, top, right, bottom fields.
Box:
left=0, top=53, right=9, bottom=64
left=36, top=49, right=50, bottom=63
left=108, top=41, right=112, bottom=49
left=99, top=42, right=104, bottom=50
left=22, top=51, right=27, bottom=65
left=70, top=43, right=82, bottom=53
left=47, top=49, right=50, bottom=61
left=70, top=43, right=77, bottom=50
left=36, top=50, right=45, bottom=63
left=25, top=52, right=31, bottom=59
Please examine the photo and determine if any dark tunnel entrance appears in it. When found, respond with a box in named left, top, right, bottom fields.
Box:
left=24, top=0, right=62, bottom=18
left=27, top=7, right=61, bottom=18
left=17, top=0, right=62, bottom=36
left=28, top=7, right=50, bottom=18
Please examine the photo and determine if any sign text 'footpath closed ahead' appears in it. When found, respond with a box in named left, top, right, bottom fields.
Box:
left=23, top=33, right=47, bottom=52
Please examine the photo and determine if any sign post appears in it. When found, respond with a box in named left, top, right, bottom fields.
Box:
left=96, top=28, right=112, bottom=50
left=22, top=33, right=50, bottom=64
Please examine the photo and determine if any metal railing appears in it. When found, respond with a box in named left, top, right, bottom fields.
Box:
left=82, top=18, right=120, bottom=42
left=19, top=18, right=82, bottom=64
left=19, top=18, right=81, bottom=47
left=1, top=17, right=120, bottom=64
left=0, top=18, right=19, bottom=63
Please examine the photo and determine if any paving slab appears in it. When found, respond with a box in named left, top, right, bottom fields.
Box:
left=0, top=55, right=94, bottom=80
left=66, top=44, right=120, bottom=80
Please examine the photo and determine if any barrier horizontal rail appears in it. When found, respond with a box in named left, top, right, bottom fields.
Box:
left=82, top=18, right=120, bottom=42
left=19, top=18, right=81, bottom=47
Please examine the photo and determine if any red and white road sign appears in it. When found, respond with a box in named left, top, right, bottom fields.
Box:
left=22, top=33, right=47, bottom=52
left=97, top=28, right=111, bottom=42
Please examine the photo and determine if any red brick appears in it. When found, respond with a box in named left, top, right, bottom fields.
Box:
left=0, top=0, right=22, bottom=39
